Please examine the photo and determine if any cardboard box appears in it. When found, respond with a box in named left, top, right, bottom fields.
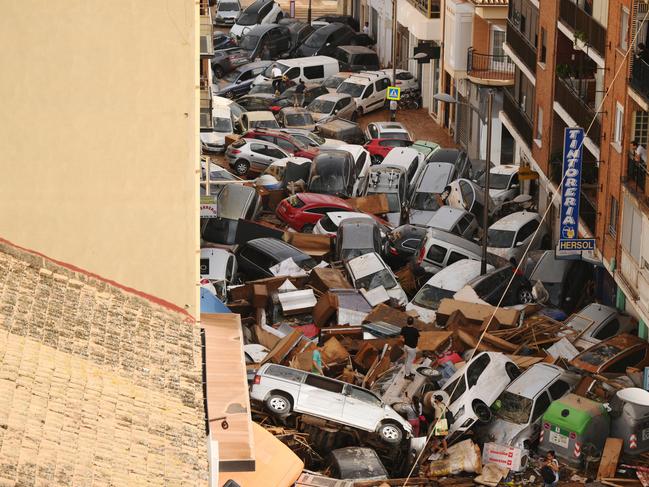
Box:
left=309, top=267, right=352, bottom=293
left=252, top=284, right=269, bottom=308
left=436, top=299, right=520, bottom=328
left=312, top=292, right=338, bottom=327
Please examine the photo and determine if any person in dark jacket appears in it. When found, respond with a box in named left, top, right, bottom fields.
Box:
left=400, top=316, right=420, bottom=379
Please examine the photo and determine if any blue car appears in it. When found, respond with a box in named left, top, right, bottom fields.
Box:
left=212, top=60, right=272, bottom=99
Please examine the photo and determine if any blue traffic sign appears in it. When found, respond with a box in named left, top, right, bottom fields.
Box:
left=386, top=86, right=401, bottom=101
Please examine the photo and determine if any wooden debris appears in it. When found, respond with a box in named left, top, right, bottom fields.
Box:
left=598, top=438, right=624, bottom=480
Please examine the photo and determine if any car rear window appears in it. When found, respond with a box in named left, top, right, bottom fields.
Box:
left=266, top=365, right=306, bottom=382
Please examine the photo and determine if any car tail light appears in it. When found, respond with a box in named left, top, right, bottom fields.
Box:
left=253, top=375, right=261, bottom=385
left=270, top=106, right=281, bottom=113
left=389, top=246, right=399, bottom=256
left=417, top=244, right=426, bottom=263
left=229, top=149, right=241, bottom=154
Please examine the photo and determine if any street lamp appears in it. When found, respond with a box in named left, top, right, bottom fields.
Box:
left=434, top=90, right=495, bottom=275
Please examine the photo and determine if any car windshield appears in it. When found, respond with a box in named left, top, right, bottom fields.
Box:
left=495, top=391, right=533, bottom=425
left=412, top=284, right=455, bottom=310
left=323, top=76, right=344, bottom=88
left=249, top=84, right=275, bottom=94
left=223, top=69, right=243, bottom=83
left=239, top=35, right=259, bottom=51
left=355, top=268, right=397, bottom=291
left=252, top=119, right=279, bottom=129
left=304, top=28, right=329, bottom=48
left=286, top=113, right=313, bottom=126
left=478, top=172, right=511, bottom=190
left=213, top=117, right=233, bottom=132
left=579, top=344, right=623, bottom=366
left=309, top=132, right=325, bottom=145
left=237, top=10, right=258, bottom=25
left=218, top=2, right=239, bottom=11
left=308, top=99, right=335, bottom=113
left=309, top=166, right=346, bottom=194
left=381, top=131, right=409, bottom=140
left=367, top=188, right=400, bottom=212
left=411, top=192, right=442, bottom=211
left=487, top=229, right=516, bottom=248
left=337, top=82, right=365, bottom=98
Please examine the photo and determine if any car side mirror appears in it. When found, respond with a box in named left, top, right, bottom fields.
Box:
left=516, top=241, right=523, bottom=247
left=236, top=79, right=242, bottom=84
left=326, top=42, right=331, bottom=46
left=511, top=183, right=519, bottom=189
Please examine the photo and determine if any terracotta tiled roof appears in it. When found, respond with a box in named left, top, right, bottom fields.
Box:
left=0, top=242, right=208, bottom=486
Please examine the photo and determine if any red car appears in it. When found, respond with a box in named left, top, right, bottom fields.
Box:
left=276, top=193, right=354, bottom=232
left=364, top=138, right=414, bottom=164
left=243, top=129, right=319, bottom=160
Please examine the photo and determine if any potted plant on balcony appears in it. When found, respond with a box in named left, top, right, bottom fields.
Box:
left=573, top=30, right=588, bottom=50
left=556, top=64, right=573, bottom=79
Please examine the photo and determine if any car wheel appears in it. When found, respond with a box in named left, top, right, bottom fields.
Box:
left=377, top=422, right=404, bottom=444
left=517, top=286, right=534, bottom=304
left=505, top=362, right=521, bottom=380
left=265, top=393, right=292, bottom=415
left=214, top=65, right=224, bottom=78
left=301, top=224, right=314, bottom=233
left=233, top=159, right=250, bottom=176
left=473, top=400, right=492, bottom=423
left=276, top=12, right=283, bottom=22
left=416, top=366, right=441, bottom=380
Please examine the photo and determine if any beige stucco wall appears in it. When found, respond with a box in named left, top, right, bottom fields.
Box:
left=0, top=1, right=200, bottom=316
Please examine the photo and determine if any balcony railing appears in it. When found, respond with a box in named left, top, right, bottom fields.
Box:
left=506, top=21, right=537, bottom=75
left=503, top=88, right=533, bottom=147
left=631, top=58, right=649, bottom=104
left=554, top=75, right=601, bottom=143
left=627, top=157, right=648, bottom=195
left=467, top=48, right=515, bottom=82
left=406, top=0, right=441, bottom=18
left=559, top=0, right=606, bottom=57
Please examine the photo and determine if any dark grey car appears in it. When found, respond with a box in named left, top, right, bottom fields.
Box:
left=212, top=60, right=272, bottom=98
left=236, top=238, right=316, bottom=279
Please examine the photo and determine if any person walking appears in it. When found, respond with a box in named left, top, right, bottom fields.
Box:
left=271, top=64, right=282, bottom=93
left=294, top=79, right=306, bottom=107
left=311, top=338, right=327, bottom=375
left=431, top=395, right=448, bottom=456
left=400, top=317, right=419, bottom=379
left=541, top=451, right=560, bottom=487
left=390, top=99, right=398, bottom=122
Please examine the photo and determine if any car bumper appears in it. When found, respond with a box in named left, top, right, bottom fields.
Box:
left=202, top=142, right=226, bottom=153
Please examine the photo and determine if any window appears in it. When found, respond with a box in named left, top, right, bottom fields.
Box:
left=240, top=245, right=267, bottom=264
left=609, top=196, right=618, bottom=237
left=535, top=107, right=543, bottom=142
left=397, top=72, right=413, bottom=80
left=368, top=124, right=378, bottom=138
left=457, top=216, right=472, bottom=235
left=548, top=379, right=570, bottom=400
left=620, top=7, right=630, bottom=50
left=304, top=374, right=345, bottom=393
left=260, top=146, right=286, bottom=158
left=614, top=103, right=624, bottom=146
left=426, top=244, right=447, bottom=264
left=401, top=238, right=420, bottom=250
left=467, top=354, right=491, bottom=387
left=447, top=251, right=468, bottom=265
left=363, top=84, right=374, bottom=99
left=304, top=65, right=325, bottom=80
left=531, top=392, right=551, bottom=422
left=275, top=138, right=296, bottom=152
left=345, top=385, right=382, bottom=406
left=517, top=220, right=539, bottom=243
left=622, top=194, right=642, bottom=262
left=540, top=28, right=547, bottom=63
left=250, top=143, right=265, bottom=153
left=355, top=152, right=368, bottom=175
left=375, top=78, right=389, bottom=91
left=285, top=67, right=300, bottom=80
left=266, top=365, right=306, bottom=382
left=635, top=111, right=649, bottom=147
left=491, top=26, right=506, bottom=58
left=605, top=348, right=647, bottom=374
left=239, top=70, right=254, bottom=81
left=593, top=319, right=620, bottom=340
left=444, top=376, right=467, bottom=404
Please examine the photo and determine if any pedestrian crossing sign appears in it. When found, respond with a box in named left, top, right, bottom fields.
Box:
left=386, top=86, right=401, bottom=100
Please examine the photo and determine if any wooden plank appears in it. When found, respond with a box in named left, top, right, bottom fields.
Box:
left=597, top=438, right=624, bottom=480
left=261, top=329, right=304, bottom=365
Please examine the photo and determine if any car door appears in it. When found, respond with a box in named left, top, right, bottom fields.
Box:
left=366, top=77, right=389, bottom=112
left=296, top=374, right=346, bottom=419
left=342, top=385, right=384, bottom=431
left=249, top=143, right=286, bottom=170
left=360, top=83, right=374, bottom=112
left=234, top=68, right=254, bottom=95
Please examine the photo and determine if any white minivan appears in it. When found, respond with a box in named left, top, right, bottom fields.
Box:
left=251, top=363, right=413, bottom=444
left=336, top=72, right=391, bottom=116
left=252, top=56, right=340, bottom=86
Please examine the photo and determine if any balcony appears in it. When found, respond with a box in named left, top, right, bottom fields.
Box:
left=627, top=157, right=648, bottom=197
left=467, top=48, right=515, bottom=86
left=558, top=0, right=606, bottom=58
left=406, top=0, right=441, bottom=19
left=200, top=1, right=214, bottom=58
left=503, top=88, right=533, bottom=147
left=554, top=75, right=601, bottom=143
left=506, top=21, right=537, bottom=76
left=631, top=59, right=649, bottom=105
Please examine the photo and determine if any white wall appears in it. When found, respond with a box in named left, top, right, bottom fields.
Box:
left=444, top=0, right=473, bottom=73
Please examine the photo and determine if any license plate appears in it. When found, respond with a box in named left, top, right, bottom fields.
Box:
left=642, top=428, right=649, bottom=441
left=549, top=431, right=569, bottom=448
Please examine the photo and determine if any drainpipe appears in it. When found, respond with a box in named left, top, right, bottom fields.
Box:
left=438, top=0, right=447, bottom=124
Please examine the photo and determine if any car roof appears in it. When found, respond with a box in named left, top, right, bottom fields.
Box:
left=425, top=260, right=490, bottom=291
left=489, top=211, right=540, bottom=231
left=427, top=148, right=461, bottom=162
left=325, top=211, right=371, bottom=224
left=277, top=55, right=338, bottom=67
left=345, top=73, right=387, bottom=84
left=247, top=23, right=284, bottom=35
left=243, top=110, right=276, bottom=120
left=426, top=207, right=467, bottom=228
left=425, top=228, right=482, bottom=253
left=346, top=252, right=388, bottom=279
left=239, top=60, right=273, bottom=71
left=372, top=122, right=408, bottom=131
left=244, top=237, right=304, bottom=257
left=315, top=93, right=352, bottom=102
left=504, top=363, right=564, bottom=398
left=297, top=192, right=352, bottom=207
left=280, top=107, right=310, bottom=115
left=565, top=303, right=618, bottom=332
left=337, top=45, right=376, bottom=54
left=491, top=164, right=519, bottom=176
left=316, top=22, right=349, bottom=33
left=382, top=147, right=420, bottom=165
left=337, top=143, right=365, bottom=159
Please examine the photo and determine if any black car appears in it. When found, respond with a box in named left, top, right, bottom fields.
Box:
left=333, top=46, right=380, bottom=72
left=235, top=94, right=276, bottom=111
left=312, top=15, right=360, bottom=32
left=296, top=23, right=358, bottom=57
left=426, top=148, right=471, bottom=179
left=269, top=83, right=329, bottom=112
left=467, top=266, right=534, bottom=306
left=211, top=47, right=249, bottom=78
left=238, top=24, right=292, bottom=60
left=385, top=224, right=428, bottom=267
left=307, top=150, right=356, bottom=198
left=286, top=21, right=315, bottom=51
left=213, top=31, right=237, bottom=50
left=236, top=238, right=317, bottom=279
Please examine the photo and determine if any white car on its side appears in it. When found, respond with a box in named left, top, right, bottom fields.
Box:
left=229, top=0, right=282, bottom=38
left=406, top=260, right=493, bottom=323
left=477, top=164, right=520, bottom=206
left=345, top=252, right=407, bottom=307
left=429, top=352, right=520, bottom=443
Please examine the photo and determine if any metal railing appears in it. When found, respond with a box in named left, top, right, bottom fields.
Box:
left=406, top=0, right=441, bottom=19
left=467, top=48, right=515, bottom=81
left=559, top=0, right=606, bottom=57
left=506, top=20, right=537, bottom=75
left=627, top=156, right=648, bottom=194
left=631, top=58, right=649, bottom=104
left=554, top=75, right=601, bottom=143
left=503, top=88, right=534, bottom=147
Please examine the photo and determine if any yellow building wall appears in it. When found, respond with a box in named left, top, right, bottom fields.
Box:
left=0, top=1, right=200, bottom=316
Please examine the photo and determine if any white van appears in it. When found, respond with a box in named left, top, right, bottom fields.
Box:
left=252, top=56, right=340, bottom=86
left=336, top=71, right=390, bottom=116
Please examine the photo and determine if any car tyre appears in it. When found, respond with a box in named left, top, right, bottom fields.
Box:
left=377, top=422, right=404, bottom=444
left=473, top=400, right=492, bottom=423
left=416, top=366, right=440, bottom=380
left=265, top=393, right=292, bottom=415
left=276, top=12, right=283, bottom=22
left=233, top=159, right=250, bottom=176
left=505, top=362, right=521, bottom=380
left=517, top=286, right=534, bottom=304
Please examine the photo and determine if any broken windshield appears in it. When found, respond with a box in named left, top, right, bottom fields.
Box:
left=412, top=285, right=455, bottom=310
left=494, top=391, right=532, bottom=425
left=355, top=268, right=397, bottom=292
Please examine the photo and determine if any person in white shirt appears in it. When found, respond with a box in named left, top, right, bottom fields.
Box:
left=271, top=65, right=282, bottom=92
left=632, top=140, right=648, bottom=165
left=363, top=22, right=369, bottom=34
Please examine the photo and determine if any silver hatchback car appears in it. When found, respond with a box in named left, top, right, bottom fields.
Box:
left=250, top=363, right=413, bottom=444
left=226, top=137, right=290, bottom=175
